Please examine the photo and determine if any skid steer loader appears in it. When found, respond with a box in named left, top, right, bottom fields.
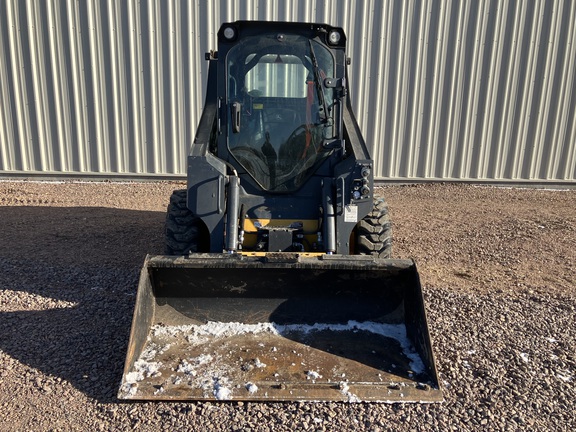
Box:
left=119, top=21, right=441, bottom=402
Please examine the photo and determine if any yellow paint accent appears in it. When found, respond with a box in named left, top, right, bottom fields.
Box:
left=243, top=219, right=318, bottom=232
left=242, top=219, right=319, bottom=251
left=239, top=251, right=325, bottom=257
left=253, top=103, right=264, bottom=109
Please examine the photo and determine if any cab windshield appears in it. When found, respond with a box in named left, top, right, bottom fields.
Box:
left=227, top=34, right=335, bottom=191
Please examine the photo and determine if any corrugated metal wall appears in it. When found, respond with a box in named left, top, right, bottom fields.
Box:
left=0, top=0, right=575, bottom=182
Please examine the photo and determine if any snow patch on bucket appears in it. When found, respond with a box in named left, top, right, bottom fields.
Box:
left=151, top=320, right=426, bottom=374
left=119, top=344, right=164, bottom=397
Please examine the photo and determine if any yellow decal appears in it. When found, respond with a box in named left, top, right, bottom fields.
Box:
left=243, top=219, right=318, bottom=232
left=242, top=219, right=319, bottom=250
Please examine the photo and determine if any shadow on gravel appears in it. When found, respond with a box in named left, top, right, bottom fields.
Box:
left=0, top=206, right=165, bottom=403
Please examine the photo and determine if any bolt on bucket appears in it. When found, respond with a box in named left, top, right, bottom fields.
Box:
left=118, top=254, right=442, bottom=402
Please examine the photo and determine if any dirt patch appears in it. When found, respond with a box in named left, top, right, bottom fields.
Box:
left=385, top=184, right=575, bottom=296
left=0, top=181, right=574, bottom=431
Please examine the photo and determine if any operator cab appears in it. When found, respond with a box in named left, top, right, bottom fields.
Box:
left=221, top=24, right=347, bottom=192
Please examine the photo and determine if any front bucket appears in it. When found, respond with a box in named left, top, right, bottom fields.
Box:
left=118, top=254, right=441, bottom=402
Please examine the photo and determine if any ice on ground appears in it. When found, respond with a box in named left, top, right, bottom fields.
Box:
left=246, top=382, right=258, bottom=394
left=306, top=370, right=322, bottom=381
left=177, top=360, right=197, bottom=376
left=119, top=346, right=163, bottom=396
left=120, top=382, right=138, bottom=397
left=177, top=354, right=214, bottom=373
left=124, top=346, right=163, bottom=384
left=150, top=319, right=427, bottom=374
left=339, top=381, right=361, bottom=402
left=254, top=358, right=266, bottom=368
left=215, top=385, right=232, bottom=400
left=135, top=359, right=162, bottom=377
left=152, top=321, right=276, bottom=340
left=213, top=378, right=232, bottom=400
left=195, top=354, right=213, bottom=364
left=346, top=392, right=361, bottom=403
left=177, top=354, right=214, bottom=376
left=123, top=319, right=430, bottom=398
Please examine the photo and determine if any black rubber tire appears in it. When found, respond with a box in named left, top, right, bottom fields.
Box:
left=164, top=189, right=208, bottom=255
left=355, top=198, right=392, bottom=258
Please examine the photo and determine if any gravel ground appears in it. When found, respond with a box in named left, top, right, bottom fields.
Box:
left=0, top=181, right=574, bottom=431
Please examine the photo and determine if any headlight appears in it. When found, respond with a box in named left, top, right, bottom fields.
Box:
left=223, top=26, right=237, bottom=41
left=328, top=30, right=341, bottom=45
